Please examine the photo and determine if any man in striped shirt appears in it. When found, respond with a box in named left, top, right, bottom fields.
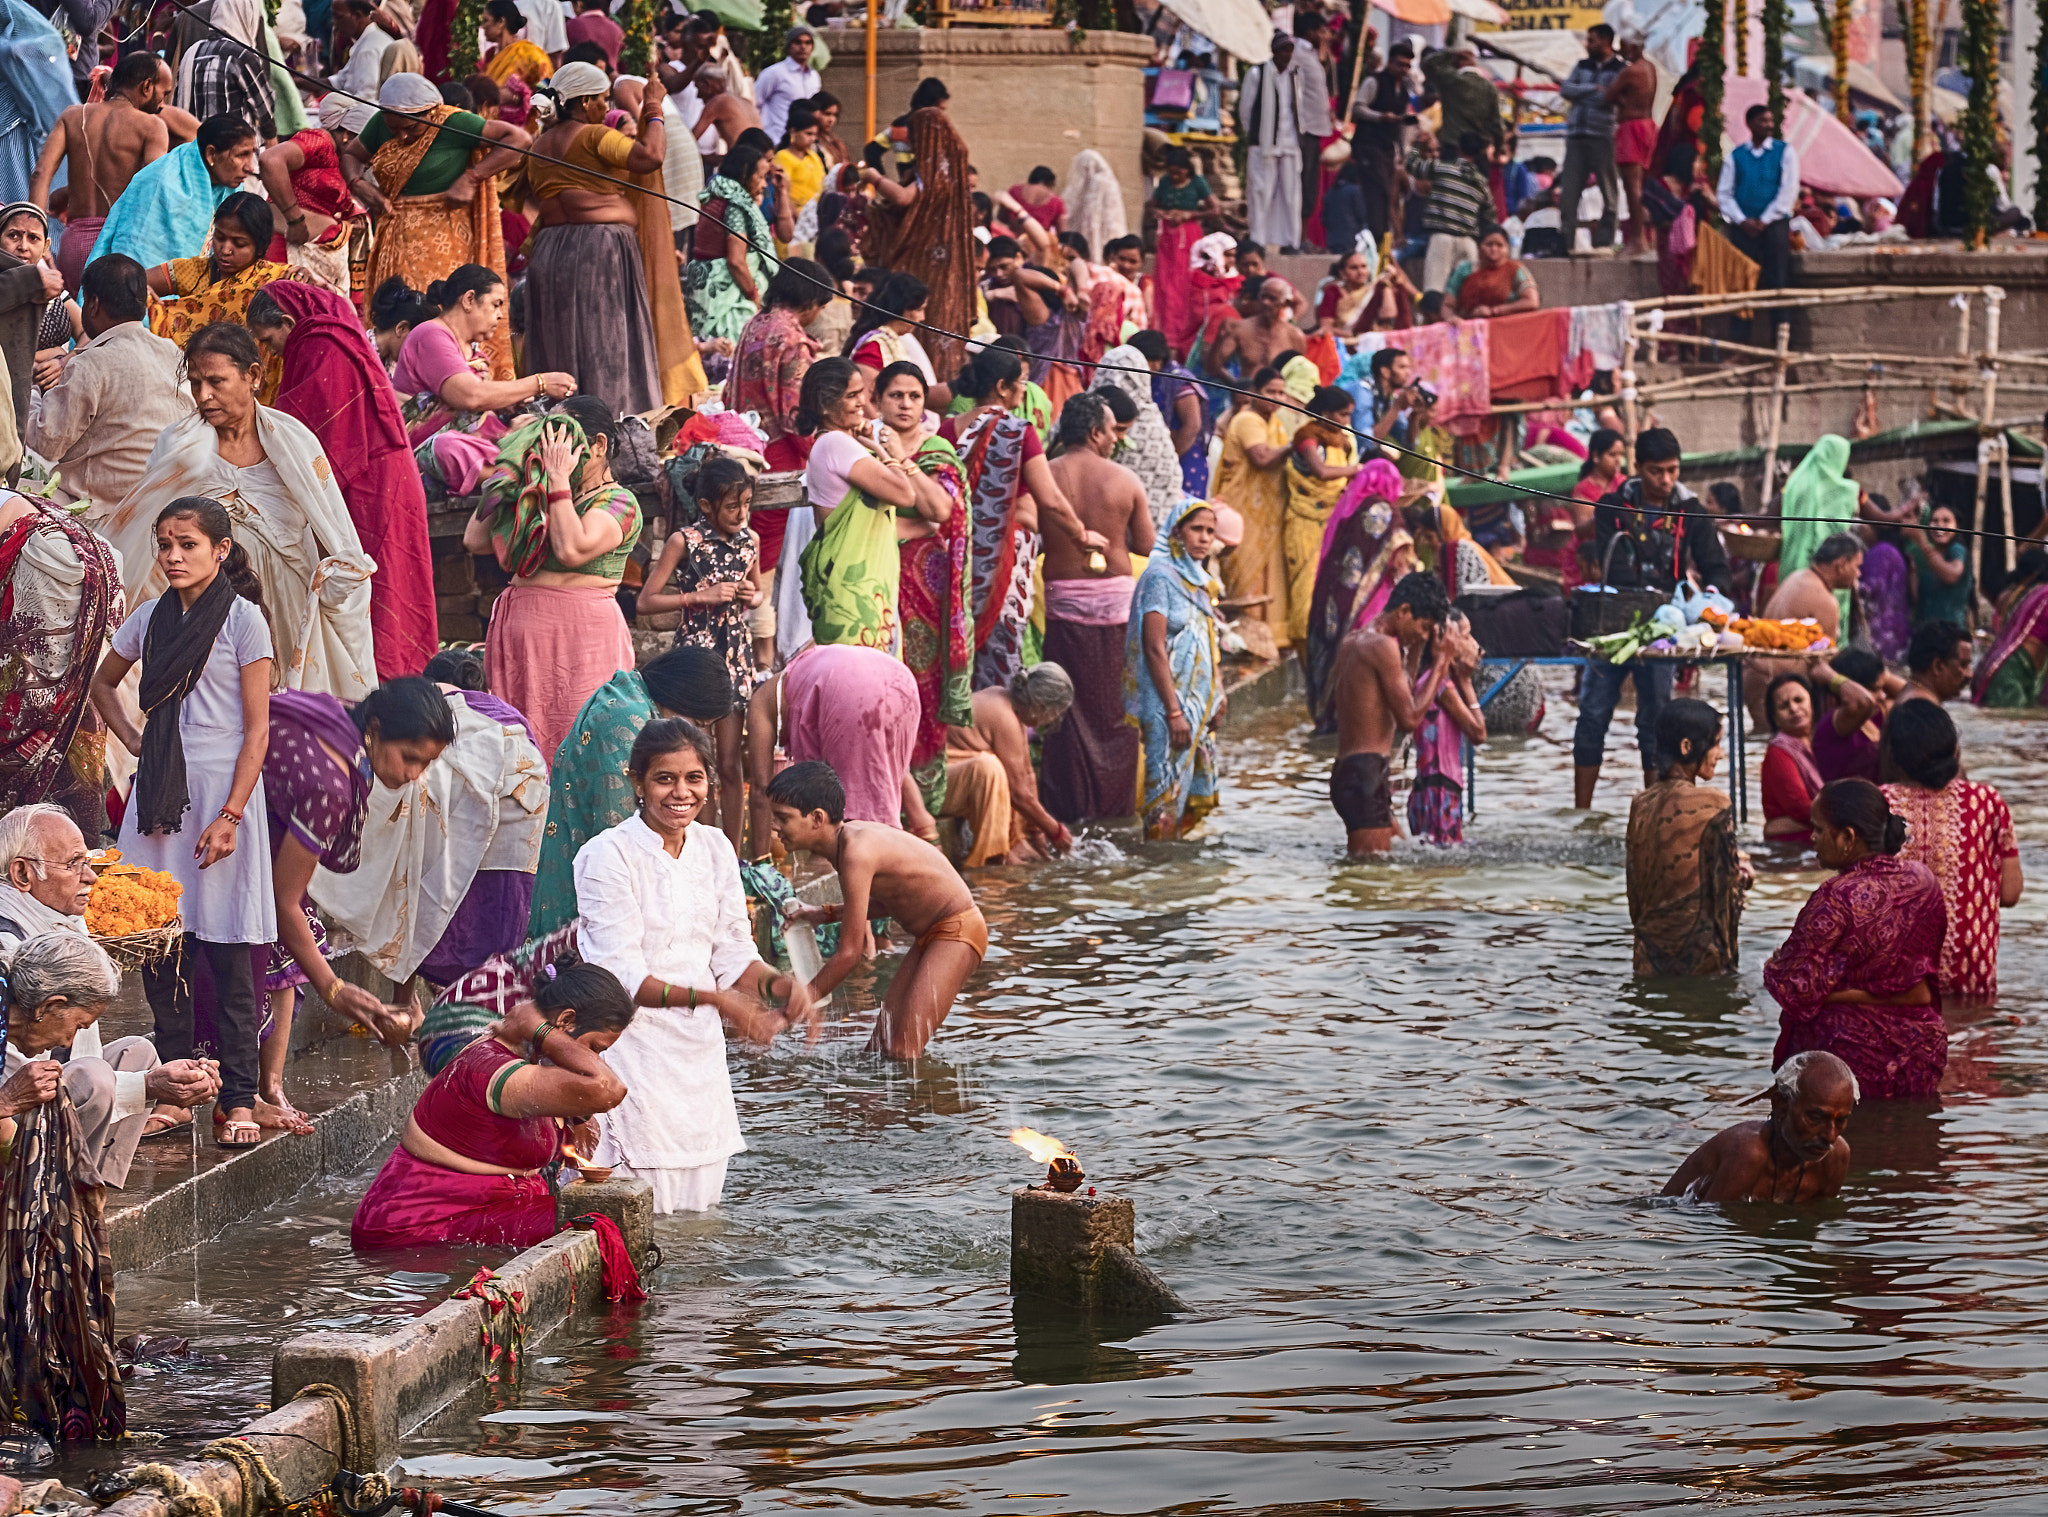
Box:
left=1415, top=130, right=1492, bottom=295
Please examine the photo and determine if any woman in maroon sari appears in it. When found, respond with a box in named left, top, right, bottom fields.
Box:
left=248, top=282, right=439, bottom=679
left=1766, top=778, right=1949, bottom=1100
left=352, top=959, right=635, bottom=1250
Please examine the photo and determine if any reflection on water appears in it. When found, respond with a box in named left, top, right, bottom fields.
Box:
left=105, top=675, right=2048, bottom=1513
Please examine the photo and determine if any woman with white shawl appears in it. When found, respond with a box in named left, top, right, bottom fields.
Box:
left=1094, top=343, right=1186, bottom=531
left=1064, top=149, right=1127, bottom=285
left=88, top=321, right=377, bottom=712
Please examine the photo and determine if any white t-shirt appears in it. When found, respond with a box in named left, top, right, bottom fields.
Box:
left=803, top=429, right=870, bottom=512
left=111, top=594, right=274, bottom=734
left=515, top=0, right=566, bottom=54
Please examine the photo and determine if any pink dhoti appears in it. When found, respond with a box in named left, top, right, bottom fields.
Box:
left=56, top=216, right=105, bottom=296
left=349, top=1146, right=557, bottom=1250
left=485, top=581, right=635, bottom=769
left=782, top=643, right=918, bottom=825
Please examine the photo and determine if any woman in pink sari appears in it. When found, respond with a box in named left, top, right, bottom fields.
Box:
left=1303, top=459, right=1414, bottom=730
left=249, top=282, right=440, bottom=679
left=352, top=959, right=635, bottom=1250
left=1765, top=778, right=1949, bottom=1100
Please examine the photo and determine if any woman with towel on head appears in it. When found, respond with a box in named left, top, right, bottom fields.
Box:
left=257, top=93, right=373, bottom=300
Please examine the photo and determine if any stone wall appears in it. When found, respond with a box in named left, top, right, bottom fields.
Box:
left=819, top=28, right=1156, bottom=237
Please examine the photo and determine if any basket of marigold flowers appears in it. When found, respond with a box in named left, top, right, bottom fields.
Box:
left=83, top=850, right=185, bottom=969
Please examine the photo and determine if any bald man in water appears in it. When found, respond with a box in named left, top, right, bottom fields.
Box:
left=1662, top=1050, right=1857, bottom=1203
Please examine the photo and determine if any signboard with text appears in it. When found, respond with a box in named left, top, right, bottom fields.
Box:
left=1476, top=0, right=1605, bottom=31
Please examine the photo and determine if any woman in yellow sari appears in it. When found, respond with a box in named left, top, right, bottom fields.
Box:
left=1213, top=366, right=1292, bottom=647
left=342, top=72, right=531, bottom=381
left=480, top=0, right=555, bottom=87
left=1282, top=386, right=1360, bottom=644
left=146, top=191, right=307, bottom=403
left=524, top=61, right=705, bottom=411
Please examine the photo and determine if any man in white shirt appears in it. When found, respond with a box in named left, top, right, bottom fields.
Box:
left=26, top=253, right=192, bottom=508
left=326, top=0, right=393, bottom=100
left=1287, top=24, right=1334, bottom=249
left=755, top=24, right=819, bottom=145
left=514, top=0, right=566, bottom=59
left=0, top=805, right=220, bottom=1184
left=1237, top=32, right=1307, bottom=253
left=1716, top=100, right=1800, bottom=326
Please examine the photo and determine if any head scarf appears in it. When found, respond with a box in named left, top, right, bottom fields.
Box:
left=1777, top=433, right=1860, bottom=578
left=549, top=60, right=610, bottom=104
left=1097, top=343, right=1186, bottom=530
left=341, top=101, right=379, bottom=136
left=0, top=201, right=45, bottom=235
left=1280, top=353, right=1318, bottom=406
left=1191, top=230, right=1234, bottom=276
left=1319, top=457, right=1406, bottom=563
left=880, top=104, right=975, bottom=377
left=496, top=72, right=532, bottom=126
left=318, top=92, right=353, bottom=132
left=1156, top=495, right=1224, bottom=599
left=1064, top=148, right=1127, bottom=268
left=175, top=0, right=265, bottom=114
left=262, top=280, right=412, bottom=493
left=378, top=71, right=443, bottom=112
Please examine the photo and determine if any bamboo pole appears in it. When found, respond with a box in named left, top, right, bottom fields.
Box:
left=864, top=0, right=878, bottom=143
left=1759, top=323, right=1792, bottom=511
left=1640, top=282, right=2001, bottom=309
left=2000, top=434, right=2017, bottom=573
left=1619, top=303, right=1638, bottom=467
left=1970, top=291, right=2003, bottom=591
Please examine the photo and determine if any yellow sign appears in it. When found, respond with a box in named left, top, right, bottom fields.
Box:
left=1477, top=0, right=1604, bottom=30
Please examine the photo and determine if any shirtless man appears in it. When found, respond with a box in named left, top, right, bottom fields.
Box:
left=31, top=53, right=173, bottom=294
left=1743, top=532, right=1868, bottom=723
left=1330, top=571, right=1457, bottom=857
left=1211, top=277, right=1307, bottom=384
left=1606, top=37, right=1657, bottom=252
left=1039, top=391, right=1157, bottom=825
left=690, top=65, right=761, bottom=166
left=1661, top=1051, right=1856, bottom=1203
left=769, top=761, right=983, bottom=1060
left=945, top=664, right=1077, bottom=862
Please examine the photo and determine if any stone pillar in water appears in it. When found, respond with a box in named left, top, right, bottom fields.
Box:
left=1010, top=1188, right=1187, bottom=1314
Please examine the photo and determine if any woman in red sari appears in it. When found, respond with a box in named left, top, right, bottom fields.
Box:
left=1148, top=147, right=1217, bottom=356
left=1765, top=778, right=1949, bottom=1100
left=352, top=959, right=635, bottom=1250
left=248, top=282, right=441, bottom=680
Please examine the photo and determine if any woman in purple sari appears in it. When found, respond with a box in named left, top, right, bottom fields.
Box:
left=1766, top=778, right=1948, bottom=1100
left=1303, top=459, right=1414, bottom=732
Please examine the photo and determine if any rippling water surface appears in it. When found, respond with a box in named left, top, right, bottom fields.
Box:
left=110, top=672, right=2048, bottom=1514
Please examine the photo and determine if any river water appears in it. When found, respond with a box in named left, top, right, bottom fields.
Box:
left=105, top=671, right=2048, bottom=1515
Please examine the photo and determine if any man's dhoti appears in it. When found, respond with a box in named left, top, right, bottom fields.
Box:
left=1246, top=146, right=1303, bottom=250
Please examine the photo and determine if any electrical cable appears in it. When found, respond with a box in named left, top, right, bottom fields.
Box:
left=125, top=16, right=2048, bottom=549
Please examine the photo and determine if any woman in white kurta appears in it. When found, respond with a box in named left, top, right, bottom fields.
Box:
left=572, top=717, right=819, bottom=1212
left=90, top=497, right=277, bottom=1149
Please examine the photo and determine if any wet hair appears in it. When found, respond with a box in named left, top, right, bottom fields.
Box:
left=1058, top=391, right=1110, bottom=446
left=1059, top=231, right=1091, bottom=261
left=1010, top=661, right=1075, bottom=726
left=873, top=359, right=928, bottom=402
left=1879, top=697, right=1960, bottom=791
left=766, top=759, right=845, bottom=822
left=196, top=113, right=257, bottom=160
left=642, top=644, right=734, bottom=720
left=1762, top=672, right=1813, bottom=733
left=949, top=343, right=1020, bottom=403
left=720, top=144, right=766, bottom=194
left=111, top=51, right=161, bottom=93
left=213, top=191, right=273, bottom=255
left=1578, top=427, right=1625, bottom=478
left=1634, top=426, right=1681, bottom=465
left=765, top=257, right=828, bottom=311
left=1126, top=329, right=1171, bottom=364
left=1655, top=696, right=1722, bottom=775
left=1811, top=531, right=1866, bottom=567
left=534, top=954, right=635, bottom=1036
left=1906, top=619, right=1970, bottom=674
left=1386, top=570, right=1451, bottom=624
left=1028, top=164, right=1057, bottom=186
left=628, top=715, right=718, bottom=789
left=371, top=276, right=433, bottom=330
left=81, top=254, right=147, bottom=324
left=909, top=76, right=950, bottom=111
left=423, top=263, right=504, bottom=310
left=352, top=676, right=458, bottom=744
left=684, top=453, right=753, bottom=507
left=816, top=226, right=857, bottom=283
left=439, top=81, right=475, bottom=110
left=152, top=496, right=264, bottom=610
left=849, top=271, right=928, bottom=350
left=422, top=647, right=486, bottom=689
left=245, top=287, right=286, bottom=332
left=795, top=357, right=860, bottom=435
left=558, top=395, right=620, bottom=456
left=984, top=234, right=1021, bottom=262
left=1308, top=385, right=1352, bottom=419
left=1774, top=1049, right=1859, bottom=1104
left=182, top=320, right=263, bottom=377
left=1814, top=777, right=1907, bottom=855
left=1093, top=384, right=1138, bottom=425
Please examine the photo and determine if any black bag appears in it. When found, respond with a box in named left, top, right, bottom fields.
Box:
left=1569, top=534, right=1667, bottom=640
left=1455, top=589, right=1568, bottom=658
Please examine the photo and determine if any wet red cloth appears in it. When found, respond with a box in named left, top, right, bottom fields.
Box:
left=264, top=280, right=439, bottom=677
left=351, top=1147, right=558, bottom=1249
left=1766, top=853, right=1949, bottom=1099
left=1486, top=307, right=1568, bottom=400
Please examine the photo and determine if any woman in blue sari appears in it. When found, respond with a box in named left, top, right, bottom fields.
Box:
left=1126, top=498, right=1227, bottom=840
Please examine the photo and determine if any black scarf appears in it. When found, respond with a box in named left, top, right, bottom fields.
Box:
left=132, top=573, right=237, bottom=836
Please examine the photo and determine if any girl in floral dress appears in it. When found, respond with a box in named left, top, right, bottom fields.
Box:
left=637, top=457, right=763, bottom=851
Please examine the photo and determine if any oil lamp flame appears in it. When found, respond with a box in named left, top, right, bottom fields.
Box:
left=1009, top=1128, right=1073, bottom=1164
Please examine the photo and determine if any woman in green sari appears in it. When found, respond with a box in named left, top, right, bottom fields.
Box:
left=685, top=145, right=784, bottom=346
left=526, top=645, right=737, bottom=936
left=1777, top=435, right=1860, bottom=626
left=1126, top=498, right=1228, bottom=840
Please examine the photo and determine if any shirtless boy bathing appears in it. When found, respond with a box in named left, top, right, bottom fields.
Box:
left=1329, top=571, right=1473, bottom=857
left=768, top=761, right=986, bottom=1060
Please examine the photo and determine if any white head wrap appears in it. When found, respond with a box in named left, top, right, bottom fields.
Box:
left=378, top=71, right=443, bottom=112
left=343, top=101, right=380, bottom=136
left=549, top=60, right=611, bottom=104
left=318, top=92, right=353, bottom=131
left=1191, top=230, right=1234, bottom=276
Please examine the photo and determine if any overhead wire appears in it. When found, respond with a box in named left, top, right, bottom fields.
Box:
left=118, top=14, right=2048, bottom=550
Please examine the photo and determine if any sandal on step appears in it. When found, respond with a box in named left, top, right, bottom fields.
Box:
left=217, top=1120, right=262, bottom=1149
left=139, top=1114, right=192, bottom=1142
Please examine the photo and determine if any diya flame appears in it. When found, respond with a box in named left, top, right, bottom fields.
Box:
left=1009, top=1128, right=1074, bottom=1164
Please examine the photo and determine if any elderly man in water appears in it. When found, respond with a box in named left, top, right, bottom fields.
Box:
left=1662, top=1050, right=1857, bottom=1203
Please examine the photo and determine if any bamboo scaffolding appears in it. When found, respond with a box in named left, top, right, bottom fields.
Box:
left=1759, top=324, right=1792, bottom=503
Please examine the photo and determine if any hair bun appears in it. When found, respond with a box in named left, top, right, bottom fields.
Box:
left=1883, top=815, right=1909, bottom=855
left=424, top=279, right=451, bottom=307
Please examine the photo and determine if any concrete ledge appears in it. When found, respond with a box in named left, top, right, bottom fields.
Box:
left=107, top=1066, right=427, bottom=1275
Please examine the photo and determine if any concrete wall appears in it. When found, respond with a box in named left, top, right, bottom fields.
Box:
left=819, top=28, right=1157, bottom=237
